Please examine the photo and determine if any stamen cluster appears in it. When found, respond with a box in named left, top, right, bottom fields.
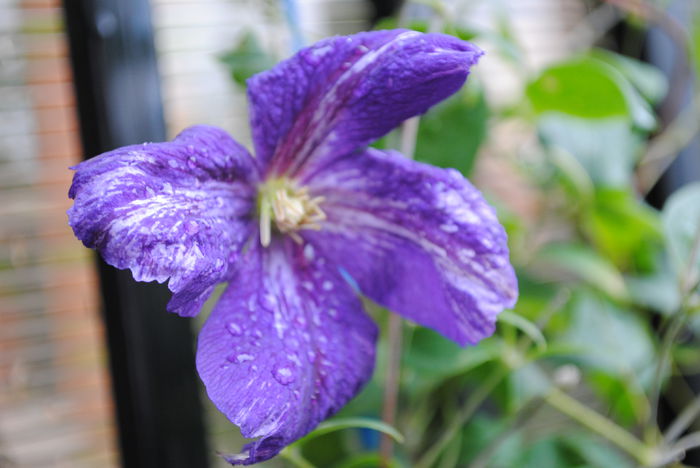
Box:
left=258, top=178, right=326, bottom=246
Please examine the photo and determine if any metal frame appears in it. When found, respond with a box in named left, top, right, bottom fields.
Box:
left=61, top=1, right=209, bottom=466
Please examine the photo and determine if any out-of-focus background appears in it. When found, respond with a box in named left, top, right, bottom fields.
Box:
left=1, top=0, right=699, bottom=467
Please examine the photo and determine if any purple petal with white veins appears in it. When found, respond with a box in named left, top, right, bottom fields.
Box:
left=196, top=239, right=376, bottom=465
left=305, top=148, right=518, bottom=346
left=247, top=29, right=483, bottom=179
left=68, top=125, right=258, bottom=317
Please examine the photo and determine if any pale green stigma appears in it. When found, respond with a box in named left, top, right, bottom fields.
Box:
left=257, top=178, right=326, bottom=247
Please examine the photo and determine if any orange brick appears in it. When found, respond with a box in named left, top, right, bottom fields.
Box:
left=38, top=130, right=81, bottom=160
left=35, top=106, right=78, bottom=134
left=29, top=82, right=75, bottom=108
left=25, top=57, right=72, bottom=84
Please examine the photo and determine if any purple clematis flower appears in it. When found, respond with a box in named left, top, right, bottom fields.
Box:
left=68, top=29, right=517, bottom=464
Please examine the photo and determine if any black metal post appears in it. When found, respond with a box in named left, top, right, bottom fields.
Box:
left=61, top=1, right=209, bottom=467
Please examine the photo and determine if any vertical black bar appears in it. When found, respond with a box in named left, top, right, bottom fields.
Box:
left=61, top=1, right=209, bottom=467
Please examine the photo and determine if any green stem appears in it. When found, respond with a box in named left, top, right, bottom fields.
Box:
left=280, top=446, right=316, bottom=468
left=647, top=221, right=700, bottom=441
left=546, top=388, right=654, bottom=466
left=379, top=312, right=404, bottom=467
left=415, top=367, right=509, bottom=468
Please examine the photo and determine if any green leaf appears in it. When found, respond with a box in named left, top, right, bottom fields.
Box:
left=583, top=188, right=662, bottom=271
left=591, top=50, right=667, bottom=105
left=626, top=262, right=681, bottom=315
left=662, top=182, right=700, bottom=278
left=527, top=58, right=629, bottom=119
left=539, top=114, right=642, bottom=188
left=296, top=418, right=404, bottom=446
left=534, top=244, right=629, bottom=302
left=528, top=56, right=657, bottom=130
left=561, top=432, right=634, bottom=468
left=509, top=361, right=551, bottom=405
left=557, top=292, right=655, bottom=381
left=460, top=416, right=522, bottom=466
left=403, top=327, right=502, bottom=387
left=589, top=371, right=648, bottom=426
left=414, top=85, right=488, bottom=176
left=402, top=331, right=501, bottom=407
left=546, top=142, right=595, bottom=202
left=219, top=31, right=276, bottom=87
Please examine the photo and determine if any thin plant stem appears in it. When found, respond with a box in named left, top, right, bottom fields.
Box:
left=378, top=114, right=421, bottom=466
left=414, top=289, right=569, bottom=467
left=469, top=398, right=546, bottom=468
left=415, top=367, right=510, bottom=468
left=665, top=394, right=700, bottom=443
left=672, top=432, right=700, bottom=459
left=379, top=312, right=404, bottom=467
left=655, top=431, right=700, bottom=467
left=647, top=221, right=700, bottom=441
left=647, top=312, right=689, bottom=442
left=545, top=388, right=655, bottom=466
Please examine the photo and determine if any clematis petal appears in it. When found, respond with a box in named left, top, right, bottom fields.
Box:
left=248, top=29, right=482, bottom=179
left=68, top=126, right=258, bottom=317
left=305, top=148, right=518, bottom=346
left=196, top=239, right=377, bottom=465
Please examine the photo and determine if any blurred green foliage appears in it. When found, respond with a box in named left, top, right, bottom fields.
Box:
left=218, top=2, right=700, bottom=467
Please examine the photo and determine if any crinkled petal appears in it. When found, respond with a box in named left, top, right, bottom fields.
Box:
left=196, top=239, right=377, bottom=465
left=248, top=29, right=483, bottom=179
left=305, top=148, right=518, bottom=346
left=68, top=126, right=258, bottom=317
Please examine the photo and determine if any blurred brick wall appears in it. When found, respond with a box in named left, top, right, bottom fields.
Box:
left=0, top=1, right=118, bottom=467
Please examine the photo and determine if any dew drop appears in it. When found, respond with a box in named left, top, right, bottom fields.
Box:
left=233, top=353, right=254, bottom=363
left=303, top=244, right=315, bottom=261
left=247, top=296, right=257, bottom=311
left=440, top=223, right=458, bottom=233
left=226, top=322, right=242, bottom=336
left=168, top=159, right=179, bottom=169
left=273, top=366, right=296, bottom=385
left=322, top=280, right=333, bottom=291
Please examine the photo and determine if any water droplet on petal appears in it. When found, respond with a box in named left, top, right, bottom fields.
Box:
left=322, top=281, right=333, bottom=291
left=273, top=365, right=296, bottom=385
left=230, top=353, right=254, bottom=363
left=303, top=244, right=315, bottom=261
left=440, top=223, right=458, bottom=233
left=247, top=296, right=257, bottom=311
left=226, top=322, right=242, bottom=336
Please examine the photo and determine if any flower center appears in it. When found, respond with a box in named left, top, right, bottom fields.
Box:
left=257, top=178, right=326, bottom=247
